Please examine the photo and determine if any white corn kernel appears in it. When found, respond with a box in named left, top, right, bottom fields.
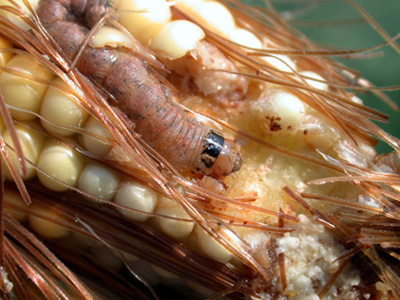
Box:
left=300, top=71, right=328, bottom=92
left=28, top=204, right=70, bottom=239
left=149, top=20, right=205, bottom=60
left=78, top=163, right=120, bottom=201
left=37, top=140, right=85, bottom=192
left=228, top=28, right=262, bottom=49
left=89, top=26, right=135, bottom=49
left=40, top=78, right=89, bottom=136
left=175, top=0, right=235, bottom=37
left=115, top=181, right=158, bottom=222
left=194, top=226, right=234, bottom=263
left=0, top=54, right=54, bottom=121
left=174, top=0, right=201, bottom=8
left=0, top=0, right=39, bottom=31
left=351, top=95, right=363, bottom=105
left=4, top=189, right=28, bottom=222
left=117, top=0, right=171, bottom=45
left=80, top=116, right=114, bottom=157
left=156, top=205, right=194, bottom=240
left=263, top=54, right=296, bottom=73
left=0, top=36, right=14, bottom=67
left=270, top=90, right=305, bottom=126
left=2, top=123, right=45, bottom=180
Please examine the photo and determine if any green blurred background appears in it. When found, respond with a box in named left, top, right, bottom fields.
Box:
left=245, top=0, right=400, bottom=153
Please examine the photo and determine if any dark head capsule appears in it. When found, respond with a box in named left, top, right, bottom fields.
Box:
left=200, top=130, right=242, bottom=176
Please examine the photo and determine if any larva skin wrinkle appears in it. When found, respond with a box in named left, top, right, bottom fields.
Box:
left=36, top=0, right=241, bottom=176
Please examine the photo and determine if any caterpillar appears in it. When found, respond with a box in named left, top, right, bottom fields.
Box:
left=36, top=0, right=242, bottom=177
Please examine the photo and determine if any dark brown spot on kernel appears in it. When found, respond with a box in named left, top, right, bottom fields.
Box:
left=266, top=116, right=282, bottom=132
left=270, top=123, right=282, bottom=132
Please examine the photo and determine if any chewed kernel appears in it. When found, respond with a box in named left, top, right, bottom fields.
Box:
left=89, top=26, right=135, bottom=49
left=270, top=90, right=305, bottom=124
left=156, top=205, right=194, bottom=240
left=249, top=89, right=306, bottom=135
left=4, top=189, right=28, bottom=222
left=117, top=0, right=171, bottom=45
left=37, top=140, right=85, bottom=192
left=2, top=122, right=45, bottom=180
left=28, top=204, right=70, bottom=239
left=114, top=181, right=158, bottom=222
left=194, top=226, right=234, bottom=263
left=40, top=77, right=89, bottom=136
left=78, top=163, right=120, bottom=201
left=303, top=116, right=340, bottom=151
left=253, top=249, right=272, bottom=269
left=80, top=116, right=114, bottom=157
left=0, top=54, right=54, bottom=121
left=149, top=20, right=205, bottom=60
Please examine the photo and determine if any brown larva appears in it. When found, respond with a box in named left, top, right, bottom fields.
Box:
left=36, top=0, right=242, bottom=177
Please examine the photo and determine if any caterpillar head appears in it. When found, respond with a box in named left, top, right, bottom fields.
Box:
left=200, top=131, right=242, bottom=177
